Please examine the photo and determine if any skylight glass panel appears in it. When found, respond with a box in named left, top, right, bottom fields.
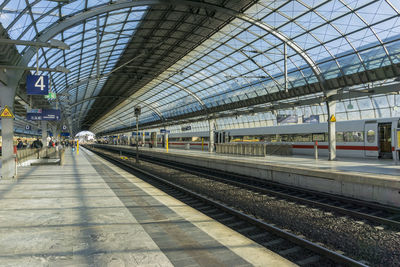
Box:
left=87, top=0, right=110, bottom=9
left=358, top=1, right=397, bottom=25
left=62, top=1, right=85, bottom=17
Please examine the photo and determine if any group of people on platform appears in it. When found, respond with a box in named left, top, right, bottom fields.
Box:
left=16, top=138, right=76, bottom=150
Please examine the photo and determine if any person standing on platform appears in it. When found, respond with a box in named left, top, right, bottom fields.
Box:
left=16, top=139, right=23, bottom=150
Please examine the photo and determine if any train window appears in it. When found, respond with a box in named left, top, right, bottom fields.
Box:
left=293, top=134, right=312, bottom=142
left=336, top=132, right=344, bottom=142
left=344, top=131, right=364, bottom=142
left=262, top=135, right=273, bottom=142
left=280, top=134, right=289, bottom=142
left=367, top=130, right=375, bottom=143
left=312, top=133, right=325, bottom=142
left=230, top=136, right=242, bottom=142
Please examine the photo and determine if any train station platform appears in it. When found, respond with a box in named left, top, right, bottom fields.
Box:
left=0, top=147, right=294, bottom=266
left=97, top=145, right=400, bottom=207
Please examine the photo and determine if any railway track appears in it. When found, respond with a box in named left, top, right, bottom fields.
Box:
left=93, top=145, right=400, bottom=229
left=85, top=146, right=368, bottom=266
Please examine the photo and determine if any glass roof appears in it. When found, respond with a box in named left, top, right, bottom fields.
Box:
left=0, top=0, right=148, bottom=128
left=1, top=0, right=400, bottom=134
left=91, top=0, right=400, bottom=134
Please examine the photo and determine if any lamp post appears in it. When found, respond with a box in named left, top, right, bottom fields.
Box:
left=134, top=106, right=141, bottom=163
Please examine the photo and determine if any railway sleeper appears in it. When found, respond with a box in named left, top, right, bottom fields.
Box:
left=263, top=238, right=285, bottom=247
left=296, top=255, right=321, bottom=265
left=279, top=246, right=302, bottom=256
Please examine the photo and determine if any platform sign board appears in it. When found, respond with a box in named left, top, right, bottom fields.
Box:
left=29, top=108, right=42, bottom=113
left=42, top=109, right=61, bottom=121
left=27, top=75, right=49, bottom=95
left=44, top=92, right=56, bottom=100
left=61, top=132, right=70, bottom=137
left=27, top=109, right=61, bottom=121
left=303, top=115, right=319, bottom=124
left=26, top=113, right=42, bottom=121
left=160, top=129, right=170, bottom=134
left=132, top=132, right=149, bottom=136
left=181, top=126, right=191, bottom=131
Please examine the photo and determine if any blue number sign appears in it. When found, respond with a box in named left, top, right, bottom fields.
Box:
left=27, top=75, right=49, bottom=95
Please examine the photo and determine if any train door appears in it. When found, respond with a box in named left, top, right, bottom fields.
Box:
left=364, top=122, right=378, bottom=157
left=378, top=123, right=392, bottom=159
left=216, top=131, right=227, bottom=143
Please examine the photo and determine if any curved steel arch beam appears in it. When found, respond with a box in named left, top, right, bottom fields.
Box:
left=69, top=95, right=165, bottom=121
left=20, top=0, right=323, bottom=85
left=152, top=77, right=207, bottom=110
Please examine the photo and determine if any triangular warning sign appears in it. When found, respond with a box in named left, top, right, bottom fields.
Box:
left=330, top=114, right=336, bottom=122
left=0, top=105, right=14, bottom=118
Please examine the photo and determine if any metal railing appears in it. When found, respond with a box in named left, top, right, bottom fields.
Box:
left=216, top=143, right=292, bottom=156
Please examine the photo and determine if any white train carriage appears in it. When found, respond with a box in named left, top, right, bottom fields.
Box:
left=167, top=117, right=400, bottom=159
left=168, top=131, right=209, bottom=150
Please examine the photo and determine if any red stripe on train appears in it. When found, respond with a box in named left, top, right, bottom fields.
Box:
left=169, top=142, right=208, bottom=146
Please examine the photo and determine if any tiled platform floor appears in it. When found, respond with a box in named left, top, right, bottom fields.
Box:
left=0, top=147, right=294, bottom=266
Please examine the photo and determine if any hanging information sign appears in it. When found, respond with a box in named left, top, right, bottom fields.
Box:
left=42, top=109, right=61, bottom=121
left=45, top=92, right=56, bottom=100
left=27, top=75, right=49, bottom=95
left=27, top=109, right=61, bottom=121
left=26, top=113, right=42, bottom=121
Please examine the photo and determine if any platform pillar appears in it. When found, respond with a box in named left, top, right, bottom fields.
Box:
left=41, top=121, right=48, bottom=147
left=209, top=118, right=216, bottom=153
left=0, top=81, right=16, bottom=179
left=165, top=132, right=169, bottom=152
left=327, top=99, right=337, bottom=161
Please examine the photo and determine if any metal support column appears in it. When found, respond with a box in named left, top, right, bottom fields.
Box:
left=134, top=106, right=141, bottom=164
left=0, top=87, right=16, bottom=179
left=208, top=118, right=216, bottom=153
left=165, top=132, right=169, bottom=152
left=0, top=82, right=16, bottom=179
left=135, top=119, right=139, bottom=163
left=326, top=99, right=337, bottom=161
left=41, top=121, right=48, bottom=160
left=96, top=15, right=100, bottom=79
left=284, top=43, right=288, bottom=93
left=41, top=121, right=48, bottom=146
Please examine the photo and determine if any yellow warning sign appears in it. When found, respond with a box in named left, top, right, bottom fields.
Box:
left=0, top=105, right=14, bottom=118
left=330, top=114, right=336, bottom=122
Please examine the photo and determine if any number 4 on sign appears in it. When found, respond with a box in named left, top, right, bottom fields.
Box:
left=35, top=75, right=45, bottom=91
left=27, top=75, right=48, bottom=95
